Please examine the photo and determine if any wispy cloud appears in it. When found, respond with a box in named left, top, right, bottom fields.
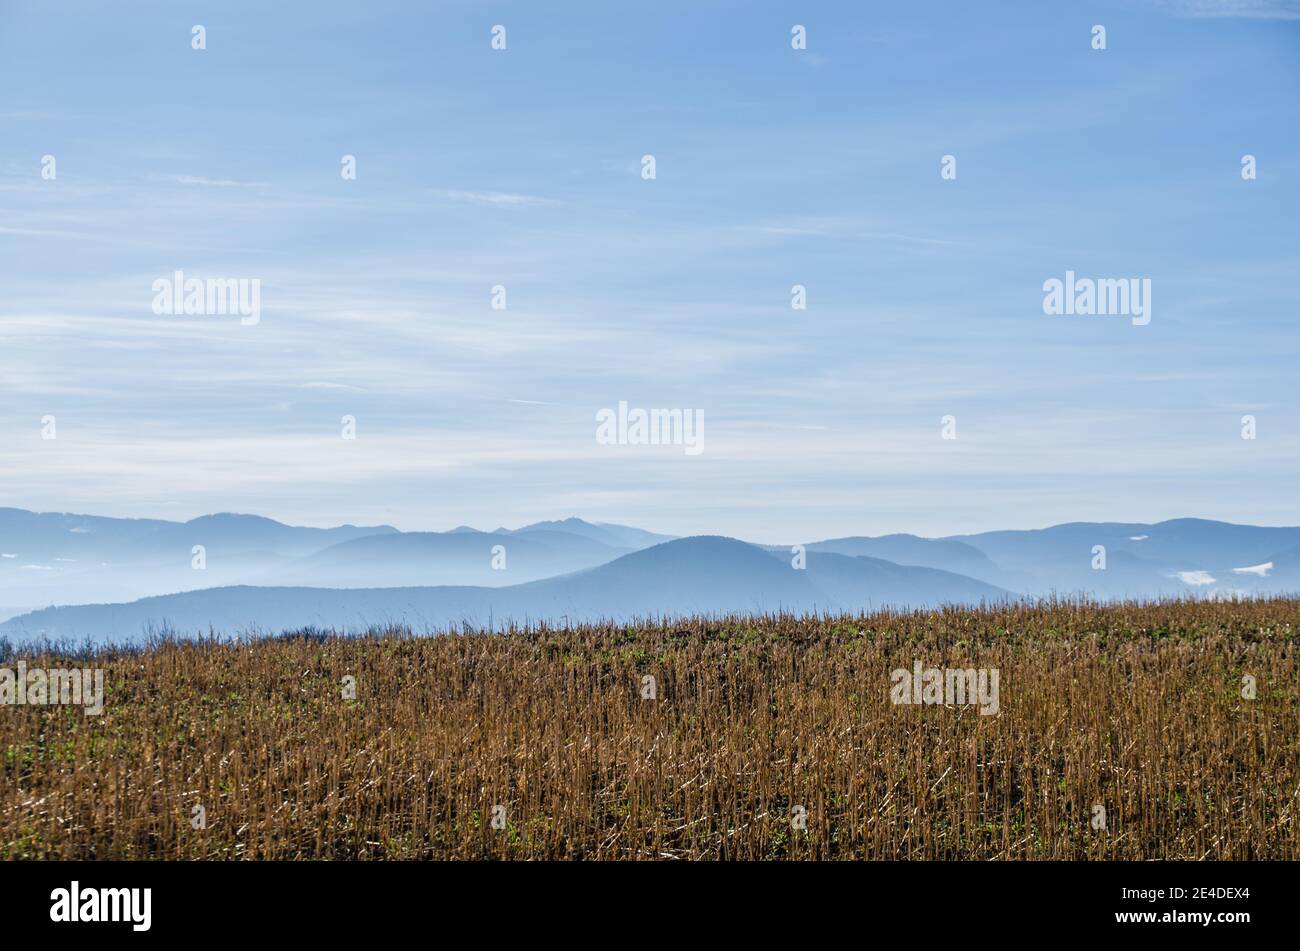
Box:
left=158, top=175, right=268, bottom=188
left=0, top=225, right=116, bottom=241
left=1151, top=0, right=1300, bottom=18
left=292, top=382, right=371, bottom=392
left=438, top=190, right=557, bottom=208
left=1232, top=562, right=1274, bottom=576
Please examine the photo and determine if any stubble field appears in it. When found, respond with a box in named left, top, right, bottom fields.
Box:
left=2, top=598, right=1297, bottom=860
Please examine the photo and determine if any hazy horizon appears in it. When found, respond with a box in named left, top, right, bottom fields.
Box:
left=7, top=503, right=1300, bottom=546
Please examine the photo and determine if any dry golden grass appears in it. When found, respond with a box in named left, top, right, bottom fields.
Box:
left=2, top=597, right=1298, bottom=859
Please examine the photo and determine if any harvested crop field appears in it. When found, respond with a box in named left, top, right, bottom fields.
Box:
left=2, top=598, right=1297, bottom=860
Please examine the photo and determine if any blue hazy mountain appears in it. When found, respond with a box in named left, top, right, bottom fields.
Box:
left=0, top=509, right=398, bottom=621
left=508, top=517, right=676, bottom=550
left=944, top=518, right=1300, bottom=598
left=132, top=513, right=398, bottom=557
left=0, top=507, right=173, bottom=561
left=6, top=509, right=1300, bottom=637
left=0, top=508, right=394, bottom=564
left=0, top=536, right=1012, bottom=642
left=497, top=537, right=1007, bottom=622
left=947, top=518, right=1300, bottom=571
left=0, top=509, right=659, bottom=621
left=439, top=518, right=673, bottom=549
left=800, top=534, right=1004, bottom=585
left=270, top=529, right=629, bottom=588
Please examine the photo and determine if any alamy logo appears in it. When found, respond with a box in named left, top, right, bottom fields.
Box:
left=1, top=662, right=104, bottom=715
left=595, top=400, right=704, bottom=456
left=890, top=661, right=1000, bottom=715
left=152, top=270, right=261, bottom=325
left=1042, top=270, right=1150, bottom=326
left=50, top=882, right=151, bottom=932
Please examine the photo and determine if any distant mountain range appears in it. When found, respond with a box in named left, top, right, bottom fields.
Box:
left=2, top=507, right=1298, bottom=641
left=0, top=510, right=646, bottom=621
left=0, top=536, right=1010, bottom=641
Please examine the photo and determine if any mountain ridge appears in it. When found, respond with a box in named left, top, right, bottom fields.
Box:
left=0, top=535, right=1012, bottom=641
left=5, top=508, right=1300, bottom=636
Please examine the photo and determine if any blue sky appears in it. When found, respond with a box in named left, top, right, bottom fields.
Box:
left=1, top=0, right=1297, bottom=541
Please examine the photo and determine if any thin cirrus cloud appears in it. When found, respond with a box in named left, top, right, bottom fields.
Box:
left=438, top=189, right=558, bottom=207
left=1151, top=0, right=1300, bottom=18
left=159, top=174, right=270, bottom=188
